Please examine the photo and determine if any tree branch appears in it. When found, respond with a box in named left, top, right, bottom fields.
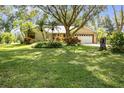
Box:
left=112, top=5, right=120, bottom=31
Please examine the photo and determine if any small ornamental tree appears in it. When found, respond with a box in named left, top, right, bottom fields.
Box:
left=97, top=28, right=107, bottom=50
left=1, top=32, right=15, bottom=44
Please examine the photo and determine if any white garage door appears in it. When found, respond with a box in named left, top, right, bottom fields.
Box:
left=78, top=35, right=93, bottom=44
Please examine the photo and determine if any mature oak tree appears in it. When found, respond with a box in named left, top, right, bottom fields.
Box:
left=38, top=5, right=106, bottom=39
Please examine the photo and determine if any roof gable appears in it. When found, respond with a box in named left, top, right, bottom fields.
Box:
left=75, top=26, right=96, bottom=35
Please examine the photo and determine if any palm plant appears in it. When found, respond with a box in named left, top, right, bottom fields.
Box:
left=48, top=21, right=59, bottom=41
left=36, top=14, right=48, bottom=41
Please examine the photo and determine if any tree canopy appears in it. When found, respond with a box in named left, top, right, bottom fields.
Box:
left=38, top=5, right=106, bottom=38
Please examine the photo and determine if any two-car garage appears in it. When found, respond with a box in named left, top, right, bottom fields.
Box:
left=76, top=35, right=94, bottom=44
left=75, top=26, right=97, bottom=44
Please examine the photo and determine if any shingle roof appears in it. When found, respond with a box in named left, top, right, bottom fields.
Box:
left=45, top=26, right=66, bottom=33
left=75, top=26, right=96, bottom=35
left=45, top=26, right=96, bottom=35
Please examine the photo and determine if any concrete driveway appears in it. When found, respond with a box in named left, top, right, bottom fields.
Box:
left=82, top=44, right=100, bottom=47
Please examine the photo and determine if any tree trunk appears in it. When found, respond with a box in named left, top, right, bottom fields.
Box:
left=66, top=31, right=71, bottom=38
left=99, top=37, right=107, bottom=51
left=65, top=26, right=70, bottom=37
left=65, top=26, right=72, bottom=45
left=41, top=31, right=45, bottom=41
left=52, top=29, right=54, bottom=41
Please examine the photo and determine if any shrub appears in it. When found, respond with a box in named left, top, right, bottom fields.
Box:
left=34, top=41, right=63, bottom=48
left=109, top=32, right=124, bottom=52
left=64, top=37, right=80, bottom=46
left=1, top=32, right=15, bottom=44
left=24, top=37, right=34, bottom=44
left=46, top=41, right=62, bottom=48
left=34, top=42, right=47, bottom=48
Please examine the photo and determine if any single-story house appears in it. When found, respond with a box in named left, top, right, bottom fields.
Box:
left=43, top=26, right=97, bottom=44
left=11, top=26, right=97, bottom=44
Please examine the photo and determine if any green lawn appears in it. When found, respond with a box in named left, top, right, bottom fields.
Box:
left=0, top=44, right=124, bottom=88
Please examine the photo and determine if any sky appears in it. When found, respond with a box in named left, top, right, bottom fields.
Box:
left=101, top=5, right=124, bottom=17
left=0, top=5, right=124, bottom=22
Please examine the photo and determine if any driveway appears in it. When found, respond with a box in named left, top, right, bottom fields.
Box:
left=82, top=44, right=100, bottom=47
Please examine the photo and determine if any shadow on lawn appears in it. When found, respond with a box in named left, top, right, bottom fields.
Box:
left=0, top=46, right=124, bottom=87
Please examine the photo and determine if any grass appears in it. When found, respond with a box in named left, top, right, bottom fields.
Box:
left=0, top=44, right=124, bottom=88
